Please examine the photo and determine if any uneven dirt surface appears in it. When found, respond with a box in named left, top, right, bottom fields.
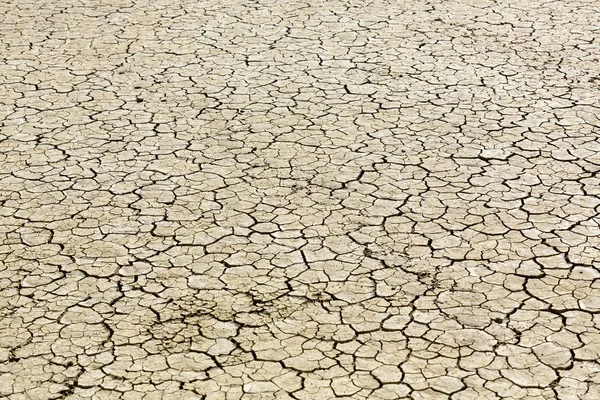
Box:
left=2, top=0, right=600, bottom=399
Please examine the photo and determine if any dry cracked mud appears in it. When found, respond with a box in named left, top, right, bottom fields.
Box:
left=1, top=0, right=600, bottom=399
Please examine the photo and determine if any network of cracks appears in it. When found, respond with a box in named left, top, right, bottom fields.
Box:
left=1, top=0, right=600, bottom=399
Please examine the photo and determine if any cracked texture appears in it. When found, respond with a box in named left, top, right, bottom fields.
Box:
left=1, top=0, right=600, bottom=399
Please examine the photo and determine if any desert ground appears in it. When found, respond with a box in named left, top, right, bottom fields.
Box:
left=1, top=0, right=600, bottom=398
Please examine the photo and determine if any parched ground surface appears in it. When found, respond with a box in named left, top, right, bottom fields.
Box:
left=1, top=0, right=600, bottom=399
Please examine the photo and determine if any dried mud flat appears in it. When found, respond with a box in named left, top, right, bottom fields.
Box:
left=1, top=0, right=600, bottom=399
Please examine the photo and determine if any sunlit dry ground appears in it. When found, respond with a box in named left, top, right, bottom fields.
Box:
left=1, top=0, right=600, bottom=399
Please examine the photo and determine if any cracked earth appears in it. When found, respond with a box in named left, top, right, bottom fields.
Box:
left=1, top=0, right=600, bottom=399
